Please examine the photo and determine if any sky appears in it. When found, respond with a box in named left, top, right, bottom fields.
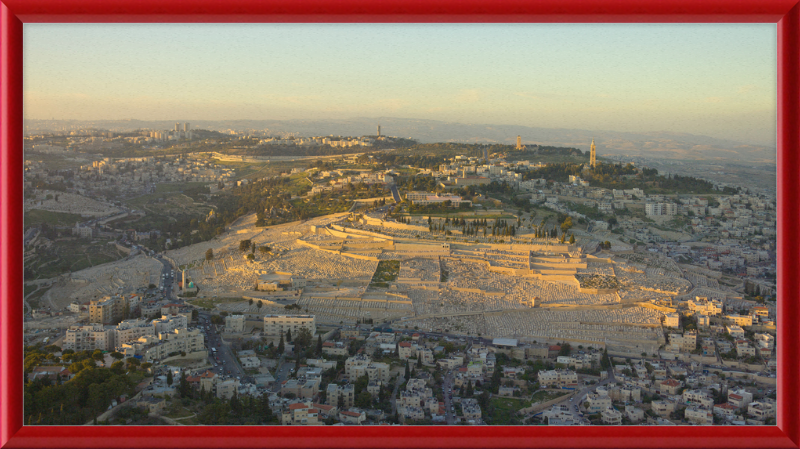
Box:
left=24, top=24, right=777, bottom=145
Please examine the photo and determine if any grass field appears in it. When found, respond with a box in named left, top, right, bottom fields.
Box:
left=154, top=182, right=210, bottom=194
left=187, top=297, right=245, bottom=309
left=487, top=397, right=534, bottom=425
left=24, top=239, right=125, bottom=281
left=26, top=286, right=51, bottom=309
left=370, top=260, right=400, bottom=288
left=24, top=210, right=84, bottom=227
left=530, top=390, right=569, bottom=403
left=24, top=284, right=39, bottom=297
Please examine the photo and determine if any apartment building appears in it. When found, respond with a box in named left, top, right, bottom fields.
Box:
left=121, top=328, right=205, bottom=361
left=263, top=315, right=316, bottom=337
left=114, top=318, right=156, bottom=348
left=152, top=314, right=188, bottom=335
left=63, top=324, right=114, bottom=352
left=225, top=314, right=245, bottom=333
left=537, top=369, right=578, bottom=388
left=89, top=295, right=129, bottom=324
left=685, top=407, right=714, bottom=425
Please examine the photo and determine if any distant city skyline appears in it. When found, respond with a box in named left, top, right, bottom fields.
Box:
left=24, top=24, right=776, bottom=145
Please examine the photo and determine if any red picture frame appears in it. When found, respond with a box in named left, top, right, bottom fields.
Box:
left=1, top=1, right=798, bottom=447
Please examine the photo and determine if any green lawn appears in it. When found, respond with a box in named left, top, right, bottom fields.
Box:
left=24, top=210, right=84, bottom=227
left=187, top=297, right=245, bottom=309
left=24, top=284, right=39, bottom=297
left=487, top=397, right=533, bottom=425
left=530, top=390, right=569, bottom=403
left=25, top=286, right=50, bottom=309
left=24, top=239, right=125, bottom=281
left=370, top=260, right=400, bottom=288
left=154, top=182, right=210, bottom=194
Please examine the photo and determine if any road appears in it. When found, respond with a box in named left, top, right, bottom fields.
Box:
left=197, top=312, right=244, bottom=379
left=154, top=257, right=176, bottom=301
left=442, top=370, right=455, bottom=424
left=565, top=366, right=616, bottom=424
left=390, top=372, right=405, bottom=416
left=272, top=360, right=294, bottom=393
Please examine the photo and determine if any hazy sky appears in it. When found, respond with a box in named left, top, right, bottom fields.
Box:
left=24, top=24, right=776, bottom=145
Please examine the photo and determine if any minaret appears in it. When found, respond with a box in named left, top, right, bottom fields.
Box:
left=377, top=125, right=381, bottom=137
left=516, top=135, right=522, bottom=150
left=590, top=139, right=597, bottom=167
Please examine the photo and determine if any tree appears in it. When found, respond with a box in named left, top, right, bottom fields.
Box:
left=259, top=246, right=271, bottom=254
left=278, top=334, right=285, bottom=354
left=286, top=329, right=292, bottom=342
left=466, top=380, right=473, bottom=397
left=355, top=391, right=372, bottom=408
left=607, top=217, right=618, bottom=230
left=316, top=335, right=323, bottom=356
left=257, top=301, right=263, bottom=310
left=404, top=361, right=410, bottom=379
left=558, top=343, right=572, bottom=357
left=294, top=328, right=313, bottom=351
left=569, top=234, right=575, bottom=244
left=238, top=239, right=252, bottom=252
left=205, top=248, right=214, bottom=260
left=110, top=360, right=125, bottom=374
left=110, top=352, right=124, bottom=360
left=167, top=370, right=174, bottom=386
left=560, top=216, right=573, bottom=233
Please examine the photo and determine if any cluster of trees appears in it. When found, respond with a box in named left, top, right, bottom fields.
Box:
left=24, top=345, right=143, bottom=425
left=409, top=201, right=470, bottom=215
left=373, top=153, right=448, bottom=170
left=397, top=175, right=441, bottom=194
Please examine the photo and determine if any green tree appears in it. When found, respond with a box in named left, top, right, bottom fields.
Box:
left=205, top=248, right=214, bottom=260
left=278, top=334, right=285, bottom=354
left=294, top=327, right=313, bottom=351
left=167, top=370, right=174, bottom=386
left=316, top=335, right=323, bottom=356
left=355, top=391, right=372, bottom=408
left=286, top=329, right=292, bottom=343
left=560, top=216, right=573, bottom=233
left=238, top=239, right=252, bottom=252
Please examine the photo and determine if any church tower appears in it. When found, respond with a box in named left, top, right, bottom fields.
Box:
left=589, top=139, right=597, bottom=167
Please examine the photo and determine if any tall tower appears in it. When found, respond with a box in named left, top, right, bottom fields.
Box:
left=590, top=139, right=597, bottom=167
left=516, top=135, right=522, bottom=150
left=377, top=125, right=381, bottom=137
left=184, top=123, right=190, bottom=132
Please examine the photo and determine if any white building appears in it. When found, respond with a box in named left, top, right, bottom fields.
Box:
left=225, top=314, right=245, bottom=333
left=63, top=324, right=114, bottom=352
left=645, top=202, right=678, bottom=217
left=263, top=315, right=316, bottom=337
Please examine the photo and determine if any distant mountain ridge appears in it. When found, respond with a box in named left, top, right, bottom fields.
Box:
left=25, top=117, right=776, bottom=164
